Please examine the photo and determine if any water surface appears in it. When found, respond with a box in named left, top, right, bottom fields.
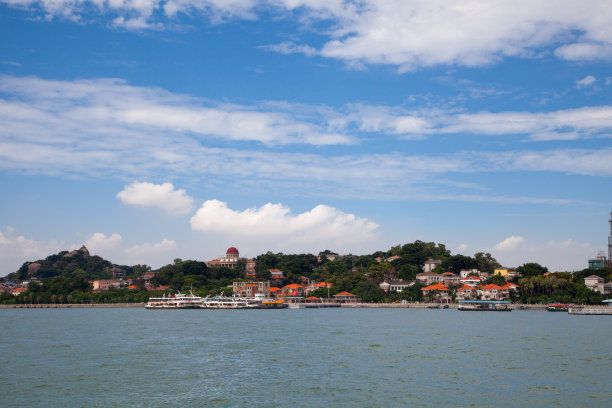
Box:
left=1, top=308, right=611, bottom=407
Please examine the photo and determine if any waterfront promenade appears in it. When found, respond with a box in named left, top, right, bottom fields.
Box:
left=0, top=302, right=551, bottom=310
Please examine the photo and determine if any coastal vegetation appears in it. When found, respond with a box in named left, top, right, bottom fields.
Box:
left=1, top=240, right=610, bottom=305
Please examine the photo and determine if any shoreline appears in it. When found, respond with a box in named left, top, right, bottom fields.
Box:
left=0, top=302, right=551, bottom=310
left=0, top=303, right=144, bottom=308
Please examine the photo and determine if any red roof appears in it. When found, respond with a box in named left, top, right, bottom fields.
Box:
left=334, top=291, right=357, bottom=297
left=501, top=283, right=519, bottom=289
left=284, top=284, right=303, bottom=290
left=422, top=283, right=449, bottom=291
left=226, top=247, right=239, bottom=254
left=481, top=284, right=503, bottom=290
left=463, top=276, right=481, bottom=281
left=458, top=285, right=477, bottom=291
left=269, top=287, right=281, bottom=292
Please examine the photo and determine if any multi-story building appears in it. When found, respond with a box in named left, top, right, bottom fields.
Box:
left=422, top=259, right=442, bottom=273
left=584, top=275, right=612, bottom=295
left=233, top=281, right=270, bottom=297
left=207, top=247, right=256, bottom=275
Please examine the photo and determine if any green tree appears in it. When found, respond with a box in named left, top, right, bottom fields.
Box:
left=474, top=252, right=501, bottom=274
left=442, top=254, right=477, bottom=274
left=516, top=263, right=548, bottom=277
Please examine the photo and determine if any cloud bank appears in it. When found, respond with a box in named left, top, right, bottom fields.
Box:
left=190, top=199, right=379, bottom=251
left=4, top=1, right=612, bottom=68
left=490, top=235, right=594, bottom=272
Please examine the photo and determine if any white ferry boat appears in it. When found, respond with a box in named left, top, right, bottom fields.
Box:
left=568, top=300, right=612, bottom=315
left=458, top=300, right=512, bottom=311
left=146, top=292, right=203, bottom=309
left=202, top=295, right=261, bottom=309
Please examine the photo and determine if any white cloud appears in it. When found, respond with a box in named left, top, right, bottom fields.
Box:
left=456, top=243, right=469, bottom=253
left=190, top=199, right=379, bottom=252
left=575, top=75, right=597, bottom=89
left=493, top=236, right=526, bottom=251
left=5, top=1, right=612, bottom=68
left=0, top=75, right=352, bottom=147
left=84, top=232, right=123, bottom=251
left=1, top=76, right=612, bottom=203
left=555, top=43, right=612, bottom=61
left=117, top=181, right=195, bottom=215
left=0, top=228, right=68, bottom=277
left=124, top=238, right=178, bottom=265
left=490, top=236, right=594, bottom=271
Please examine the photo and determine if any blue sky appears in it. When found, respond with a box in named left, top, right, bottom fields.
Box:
left=1, top=0, right=611, bottom=275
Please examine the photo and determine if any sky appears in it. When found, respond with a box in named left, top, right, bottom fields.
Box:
left=1, top=0, right=611, bottom=275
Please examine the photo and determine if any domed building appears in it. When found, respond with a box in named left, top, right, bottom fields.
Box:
left=206, top=247, right=256, bottom=275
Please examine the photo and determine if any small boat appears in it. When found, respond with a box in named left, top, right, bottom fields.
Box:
left=428, top=305, right=440, bottom=309
left=546, top=303, right=572, bottom=312
left=443, top=305, right=449, bottom=309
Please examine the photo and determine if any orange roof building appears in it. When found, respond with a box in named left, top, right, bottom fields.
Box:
left=422, top=283, right=449, bottom=291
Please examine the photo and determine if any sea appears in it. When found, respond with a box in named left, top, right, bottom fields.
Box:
left=1, top=307, right=611, bottom=407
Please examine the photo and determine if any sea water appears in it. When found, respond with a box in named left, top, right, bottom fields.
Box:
left=1, top=308, right=611, bottom=407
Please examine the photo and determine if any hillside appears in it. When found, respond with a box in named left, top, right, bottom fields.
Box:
left=5, top=246, right=128, bottom=282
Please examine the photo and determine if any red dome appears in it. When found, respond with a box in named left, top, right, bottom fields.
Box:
left=226, top=247, right=239, bottom=254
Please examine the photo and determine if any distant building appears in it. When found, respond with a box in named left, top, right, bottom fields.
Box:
left=478, top=284, right=505, bottom=300
left=460, top=275, right=482, bottom=287
left=421, top=283, right=450, bottom=302
left=380, top=280, right=415, bottom=293
left=416, top=272, right=444, bottom=285
left=441, top=272, right=460, bottom=285
left=233, top=281, right=270, bottom=298
left=92, top=280, right=128, bottom=292
left=456, top=285, right=478, bottom=300
left=588, top=256, right=606, bottom=270
left=268, top=269, right=285, bottom=281
left=207, top=247, right=256, bottom=275
left=422, top=259, right=442, bottom=273
left=584, top=275, right=612, bottom=295
left=109, top=267, right=126, bottom=279
left=333, top=291, right=361, bottom=304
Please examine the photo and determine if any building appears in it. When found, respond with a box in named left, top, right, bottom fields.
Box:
left=441, top=272, right=460, bottom=285
left=379, top=279, right=415, bottom=293
left=305, top=281, right=333, bottom=295
left=282, top=283, right=306, bottom=297
left=269, top=287, right=281, bottom=298
left=233, top=281, right=270, bottom=297
left=456, top=285, right=478, bottom=300
left=494, top=268, right=515, bottom=277
left=478, top=284, right=505, bottom=300
left=460, top=275, right=482, bottom=287
left=584, top=275, right=612, bottom=295
left=588, top=255, right=606, bottom=270
left=207, top=247, right=256, bottom=275
left=421, top=283, right=451, bottom=302
left=460, top=269, right=480, bottom=278
left=109, top=267, right=126, bottom=279
left=268, top=269, right=285, bottom=281
left=416, top=272, right=444, bottom=285
left=92, top=280, right=127, bottom=292
left=422, top=259, right=442, bottom=273
left=333, top=291, right=361, bottom=303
